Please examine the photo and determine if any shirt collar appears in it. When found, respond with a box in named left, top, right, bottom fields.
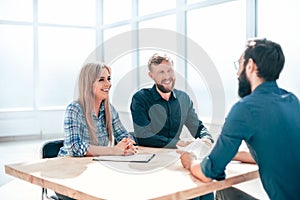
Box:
left=253, top=81, right=279, bottom=94
left=151, top=84, right=177, bottom=101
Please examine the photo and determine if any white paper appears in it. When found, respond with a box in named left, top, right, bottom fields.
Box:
left=177, top=138, right=212, bottom=159
left=93, top=153, right=155, bottom=163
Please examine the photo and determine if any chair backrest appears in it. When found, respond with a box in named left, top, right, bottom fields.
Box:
left=41, top=139, right=64, bottom=159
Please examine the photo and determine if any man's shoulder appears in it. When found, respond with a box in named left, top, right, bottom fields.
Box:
left=133, top=87, right=153, bottom=97
left=132, top=88, right=153, bottom=101
left=173, top=89, right=191, bottom=100
left=174, top=88, right=188, bottom=94
left=228, top=96, right=258, bottom=119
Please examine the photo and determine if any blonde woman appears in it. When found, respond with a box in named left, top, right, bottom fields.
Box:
left=58, top=62, right=137, bottom=158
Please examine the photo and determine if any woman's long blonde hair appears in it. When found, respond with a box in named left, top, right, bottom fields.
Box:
left=77, top=62, right=113, bottom=145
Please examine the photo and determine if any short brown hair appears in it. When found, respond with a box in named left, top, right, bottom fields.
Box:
left=147, top=53, right=174, bottom=71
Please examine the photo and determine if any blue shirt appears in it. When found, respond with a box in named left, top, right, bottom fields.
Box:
left=58, top=101, right=133, bottom=157
left=130, top=85, right=213, bottom=148
left=201, top=81, right=300, bottom=200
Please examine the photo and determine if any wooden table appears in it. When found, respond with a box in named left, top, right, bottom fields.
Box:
left=5, top=147, right=259, bottom=200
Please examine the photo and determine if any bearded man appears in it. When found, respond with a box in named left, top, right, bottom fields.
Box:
left=130, top=53, right=213, bottom=148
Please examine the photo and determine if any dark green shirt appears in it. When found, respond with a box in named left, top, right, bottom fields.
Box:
left=130, top=85, right=212, bottom=148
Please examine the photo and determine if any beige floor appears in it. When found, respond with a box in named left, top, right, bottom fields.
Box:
left=0, top=137, right=270, bottom=200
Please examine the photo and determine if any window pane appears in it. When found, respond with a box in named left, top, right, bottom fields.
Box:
left=38, top=0, right=96, bottom=26
left=103, top=0, right=131, bottom=24
left=257, top=0, right=300, bottom=97
left=103, top=26, right=134, bottom=111
left=139, top=50, right=162, bottom=73
left=187, top=0, right=208, bottom=4
left=0, top=0, right=32, bottom=21
left=38, top=27, right=96, bottom=108
left=103, top=25, right=131, bottom=42
left=0, top=25, right=33, bottom=109
left=109, top=53, right=133, bottom=110
left=103, top=25, right=132, bottom=71
left=187, top=0, right=246, bottom=116
left=139, top=0, right=176, bottom=16
left=139, top=14, right=176, bottom=31
left=139, top=15, right=176, bottom=89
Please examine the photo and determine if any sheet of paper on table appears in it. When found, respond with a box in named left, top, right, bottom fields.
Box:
left=177, top=138, right=212, bottom=160
left=93, top=153, right=155, bottom=163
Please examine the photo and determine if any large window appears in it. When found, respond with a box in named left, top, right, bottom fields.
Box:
left=1, top=0, right=299, bottom=137
left=103, top=0, right=132, bottom=25
left=257, top=0, right=300, bottom=97
left=38, top=0, right=96, bottom=26
left=187, top=0, right=247, bottom=120
left=38, top=27, right=96, bottom=108
left=0, top=25, right=34, bottom=110
left=0, top=0, right=32, bottom=22
left=0, top=0, right=97, bottom=136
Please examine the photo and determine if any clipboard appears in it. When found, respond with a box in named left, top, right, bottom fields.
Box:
left=93, top=153, right=155, bottom=163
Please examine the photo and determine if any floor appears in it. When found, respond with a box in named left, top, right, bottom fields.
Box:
left=0, top=137, right=58, bottom=199
left=0, top=137, right=270, bottom=200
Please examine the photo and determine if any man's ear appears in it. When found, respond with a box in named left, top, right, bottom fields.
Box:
left=246, top=58, right=257, bottom=73
left=148, top=71, right=153, bottom=79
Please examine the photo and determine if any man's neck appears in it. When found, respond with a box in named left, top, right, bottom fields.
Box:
left=251, top=77, right=265, bottom=92
left=156, top=87, right=171, bottom=101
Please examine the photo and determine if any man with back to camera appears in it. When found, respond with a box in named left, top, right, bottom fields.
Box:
left=130, top=53, right=215, bottom=200
left=179, top=38, right=300, bottom=200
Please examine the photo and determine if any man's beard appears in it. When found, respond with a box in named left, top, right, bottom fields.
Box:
left=238, top=69, right=251, bottom=98
left=156, top=79, right=175, bottom=93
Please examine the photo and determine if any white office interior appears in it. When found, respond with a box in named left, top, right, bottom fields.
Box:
left=1, top=0, right=300, bottom=199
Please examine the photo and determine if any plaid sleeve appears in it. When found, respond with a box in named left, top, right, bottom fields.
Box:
left=61, top=102, right=90, bottom=157
left=110, top=104, right=134, bottom=143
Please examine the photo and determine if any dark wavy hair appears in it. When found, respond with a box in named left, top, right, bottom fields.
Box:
left=243, top=38, right=285, bottom=81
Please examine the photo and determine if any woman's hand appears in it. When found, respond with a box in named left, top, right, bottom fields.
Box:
left=116, top=137, right=138, bottom=156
